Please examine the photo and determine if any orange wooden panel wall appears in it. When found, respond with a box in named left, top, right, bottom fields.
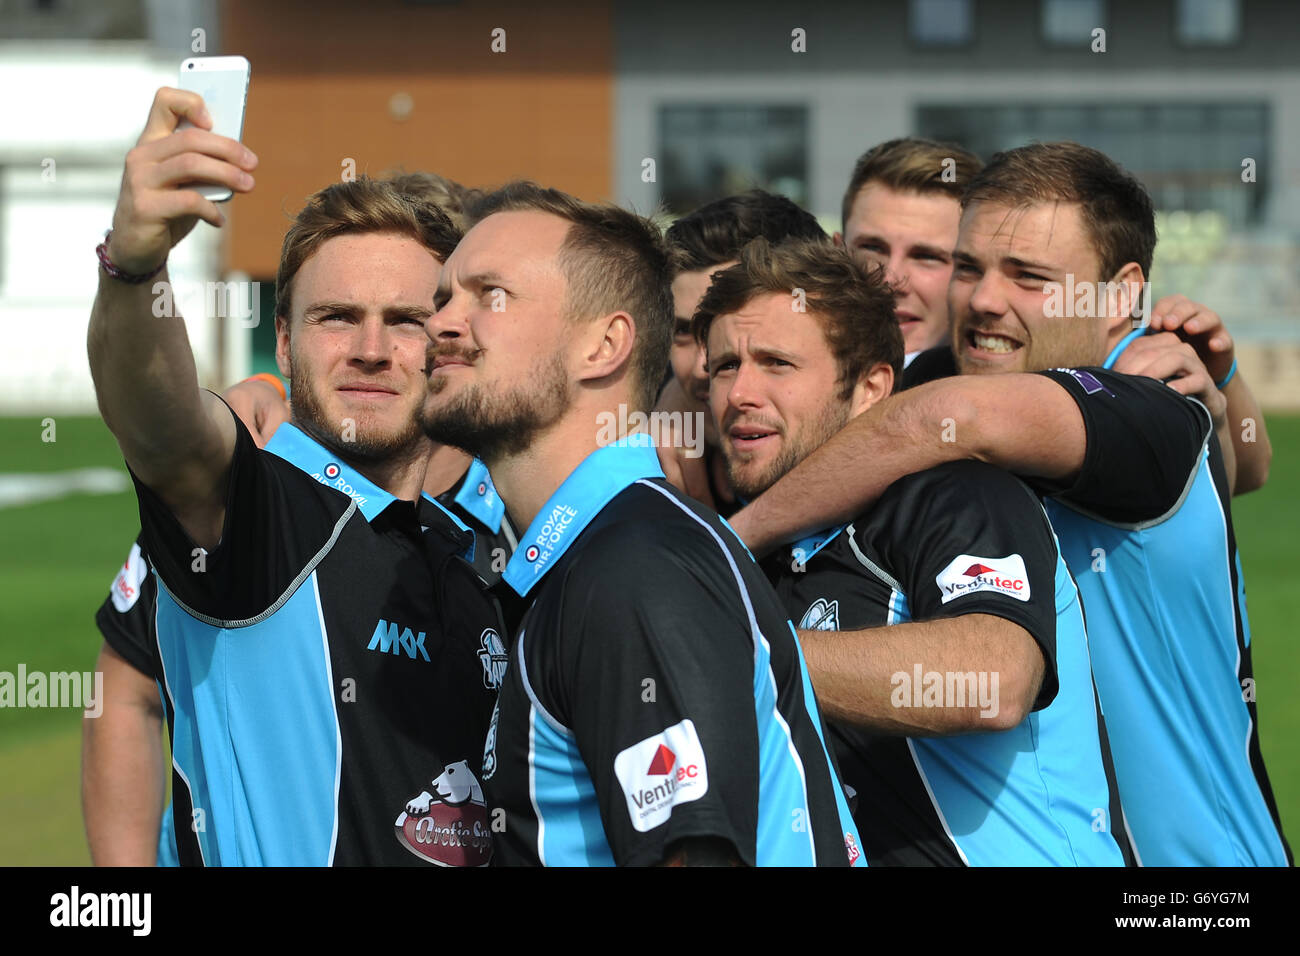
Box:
left=222, top=0, right=613, bottom=276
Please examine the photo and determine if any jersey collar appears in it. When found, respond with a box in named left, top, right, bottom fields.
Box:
left=503, top=435, right=665, bottom=598
left=789, top=524, right=850, bottom=566
left=1102, top=327, right=1150, bottom=370
left=265, top=423, right=473, bottom=552
left=452, top=457, right=506, bottom=532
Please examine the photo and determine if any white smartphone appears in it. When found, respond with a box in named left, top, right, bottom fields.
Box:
left=176, top=55, right=251, bottom=202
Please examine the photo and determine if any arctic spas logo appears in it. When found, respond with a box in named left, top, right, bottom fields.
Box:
left=394, top=760, right=492, bottom=866
left=613, top=719, right=709, bottom=832
left=936, top=554, right=1030, bottom=605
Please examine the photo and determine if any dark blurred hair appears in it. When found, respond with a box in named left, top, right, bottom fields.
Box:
left=841, top=137, right=983, bottom=228
left=962, top=141, right=1157, bottom=279
left=472, top=181, right=674, bottom=412
left=382, top=169, right=484, bottom=232
left=665, top=190, right=828, bottom=276
left=693, top=237, right=902, bottom=399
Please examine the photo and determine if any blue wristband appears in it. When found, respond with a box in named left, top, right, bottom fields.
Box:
left=1215, top=358, right=1238, bottom=390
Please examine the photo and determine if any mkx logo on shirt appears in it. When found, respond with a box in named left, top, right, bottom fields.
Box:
left=367, top=619, right=431, bottom=662
left=614, top=719, right=709, bottom=832
left=936, top=553, right=1031, bottom=605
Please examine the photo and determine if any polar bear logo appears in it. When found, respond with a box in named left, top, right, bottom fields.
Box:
left=405, top=760, right=485, bottom=815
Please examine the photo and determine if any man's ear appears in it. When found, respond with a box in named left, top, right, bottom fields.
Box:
left=578, top=310, right=636, bottom=384
left=849, top=361, right=895, bottom=418
left=1106, top=262, right=1146, bottom=337
left=275, top=314, right=292, bottom=379
left=833, top=231, right=845, bottom=248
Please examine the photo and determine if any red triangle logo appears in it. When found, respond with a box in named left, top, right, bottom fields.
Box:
left=646, top=744, right=676, bottom=775
left=963, top=563, right=996, bottom=577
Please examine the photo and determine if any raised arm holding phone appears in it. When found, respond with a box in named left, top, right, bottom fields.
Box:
left=88, top=86, right=258, bottom=550
left=86, top=80, right=505, bottom=867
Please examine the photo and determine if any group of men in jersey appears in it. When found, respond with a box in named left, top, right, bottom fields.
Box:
left=81, top=84, right=1291, bottom=867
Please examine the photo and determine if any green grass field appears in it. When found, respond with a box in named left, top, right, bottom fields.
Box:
left=0, top=414, right=1296, bottom=865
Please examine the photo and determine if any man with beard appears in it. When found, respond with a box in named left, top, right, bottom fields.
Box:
left=86, top=88, right=502, bottom=865
left=697, top=237, right=1128, bottom=865
left=656, top=191, right=828, bottom=514
left=423, top=182, right=862, bottom=866
left=725, top=143, right=1291, bottom=866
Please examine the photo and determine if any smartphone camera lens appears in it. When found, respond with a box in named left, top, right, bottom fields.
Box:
left=187, top=62, right=194, bottom=69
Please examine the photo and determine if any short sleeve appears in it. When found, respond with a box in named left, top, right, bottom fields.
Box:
left=1027, top=368, right=1211, bottom=524
left=93, top=535, right=157, bottom=678
left=869, top=460, right=1062, bottom=711
left=128, top=403, right=350, bottom=623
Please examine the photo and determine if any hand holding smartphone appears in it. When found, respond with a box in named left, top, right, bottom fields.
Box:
left=175, top=55, right=251, bottom=202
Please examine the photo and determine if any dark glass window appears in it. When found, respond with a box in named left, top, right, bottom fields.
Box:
left=658, top=104, right=808, bottom=216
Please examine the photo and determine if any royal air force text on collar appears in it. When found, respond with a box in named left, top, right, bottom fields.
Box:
left=524, top=503, right=579, bottom=575
left=313, top=463, right=368, bottom=509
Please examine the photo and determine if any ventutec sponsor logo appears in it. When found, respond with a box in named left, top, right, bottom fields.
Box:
left=935, top=553, right=1030, bottom=605
left=614, top=719, right=709, bottom=832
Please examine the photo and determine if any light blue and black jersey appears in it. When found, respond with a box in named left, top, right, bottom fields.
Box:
left=766, top=460, right=1130, bottom=866
left=1032, top=356, right=1291, bottom=866
left=483, top=438, right=864, bottom=866
left=440, top=457, right=518, bottom=582
left=127, top=412, right=504, bottom=866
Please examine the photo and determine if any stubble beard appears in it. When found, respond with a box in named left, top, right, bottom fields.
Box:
left=289, top=357, right=426, bottom=465
left=724, top=400, right=851, bottom=501
left=422, top=351, right=571, bottom=464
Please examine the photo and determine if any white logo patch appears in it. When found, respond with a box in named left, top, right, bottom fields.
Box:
left=613, top=719, right=709, bottom=832
left=477, top=628, right=507, bottom=689
left=799, top=598, right=839, bottom=631
left=110, top=542, right=148, bottom=613
left=935, top=553, right=1030, bottom=605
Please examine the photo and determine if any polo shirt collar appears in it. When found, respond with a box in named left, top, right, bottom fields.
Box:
left=265, top=423, right=473, bottom=553
left=452, top=457, right=506, bottom=532
left=789, top=524, right=850, bottom=566
left=503, top=435, right=664, bottom=598
left=1103, top=327, right=1150, bottom=370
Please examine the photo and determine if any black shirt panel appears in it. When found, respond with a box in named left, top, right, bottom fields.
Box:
left=94, top=535, right=157, bottom=679
left=900, top=346, right=958, bottom=390
left=128, top=416, right=353, bottom=624
left=854, top=461, right=1060, bottom=708
left=1028, top=368, right=1211, bottom=525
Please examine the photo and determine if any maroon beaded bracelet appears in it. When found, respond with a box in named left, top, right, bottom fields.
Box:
left=96, top=230, right=166, bottom=284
